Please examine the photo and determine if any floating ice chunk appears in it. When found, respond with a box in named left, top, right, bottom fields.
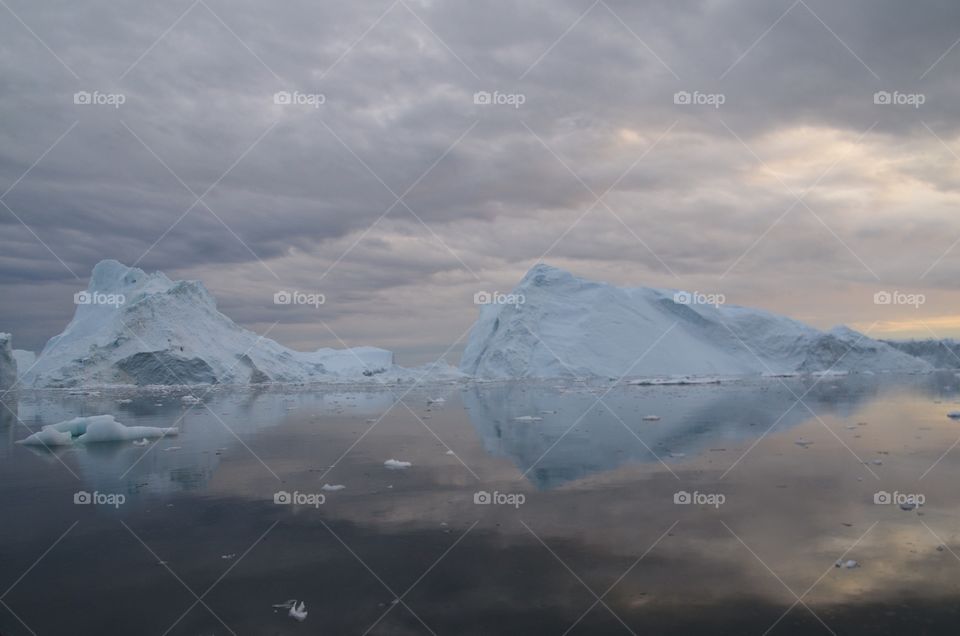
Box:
left=221, top=553, right=236, bottom=560
left=289, top=601, right=307, bottom=622
left=384, top=459, right=412, bottom=470
left=321, top=484, right=346, bottom=491
left=117, top=399, right=133, bottom=405
left=642, top=415, right=661, bottom=421
left=18, top=415, right=177, bottom=446
left=132, top=438, right=150, bottom=447
left=427, top=397, right=445, bottom=405
left=181, top=395, right=202, bottom=404
left=445, top=449, right=455, bottom=455
left=835, top=559, right=859, bottom=569
left=513, top=415, right=543, bottom=422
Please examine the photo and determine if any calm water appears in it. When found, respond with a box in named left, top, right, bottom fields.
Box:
left=2, top=374, right=960, bottom=635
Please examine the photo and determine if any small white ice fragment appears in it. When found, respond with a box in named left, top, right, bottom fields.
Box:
left=445, top=450, right=455, bottom=455
left=835, top=559, right=859, bottom=569
left=322, top=484, right=346, bottom=491
left=384, top=459, right=412, bottom=470
left=132, top=438, right=149, bottom=447
left=181, top=395, right=202, bottom=404
left=289, top=601, right=307, bottom=621
left=427, top=397, right=445, bottom=405
left=513, top=415, right=543, bottom=422
left=221, top=553, right=236, bottom=560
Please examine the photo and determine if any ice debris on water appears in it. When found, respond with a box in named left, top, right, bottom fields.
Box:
left=321, top=484, right=346, bottom=491
left=513, top=415, right=543, bottom=422
left=835, top=559, right=860, bottom=569
left=17, top=415, right=177, bottom=446
left=273, top=599, right=307, bottom=622
left=384, top=459, right=412, bottom=470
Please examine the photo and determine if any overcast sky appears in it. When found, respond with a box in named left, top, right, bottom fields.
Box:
left=2, top=0, right=960, bottom=364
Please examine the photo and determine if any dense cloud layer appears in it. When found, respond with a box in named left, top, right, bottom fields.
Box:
left=2, top=0, right=960, bottom=361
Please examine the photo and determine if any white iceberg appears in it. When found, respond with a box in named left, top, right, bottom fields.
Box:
left=460, top=264, right=933, bottom=380
left=17, top=415, right=177, bottom=446
left=384, top=459, right=412, bottom=470
left=19, top=260, right=462, bottom=388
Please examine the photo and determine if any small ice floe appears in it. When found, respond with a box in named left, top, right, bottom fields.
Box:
left=384, top=459, right=412, bottom=470
left=289, top=601, right=307, bottom=621
left=948, top=411, right=960, bottom=420
left=835, top=559, right=860, bottom=569
left=162, top=446, right=182, bottom=452
left=272, top=600, right=308, bottom=621
left=445, top=449, right=455, bottom=455
left=132, top=438, right=150, bottom=447
left=513, top=415, right=543, bottom=422
left=221, top=554, right=236, bottom=560
left=17, top=415, right=177, bottom=447
left=181, top=395, right=202, bottom=405
left=366, top=418, right=378, bottom=423
left=871, top=459, right=883, bottom=466
left=794, top=438, right=813, bottom=448
left=321, top=483, right=346, bottom=491
left=117, top=399, right=133, bottom=405
left=669, top=452, right=686, bottom=458
left=642, top=415, right=661, bottom=421
left=427, top=397, right=445, bottom=405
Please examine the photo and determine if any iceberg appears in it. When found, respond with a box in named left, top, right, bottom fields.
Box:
left=19, top=260, right=461, bottom=388
left=16, top=414, right=177, bottom=446
left=460, top=264, right=933, bottom=380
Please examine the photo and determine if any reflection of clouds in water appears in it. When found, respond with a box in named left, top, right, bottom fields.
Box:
left=4, top=376, right=960, bottom=615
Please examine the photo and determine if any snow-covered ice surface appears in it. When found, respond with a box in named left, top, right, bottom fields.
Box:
left=0, top=333, right=16, bottom=390
left=18, top=260, right=463, bottom=388
left=461, top=264, right=933, bottom=380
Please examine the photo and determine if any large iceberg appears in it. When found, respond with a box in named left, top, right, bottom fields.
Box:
left=460, top=264, right=932, bottom=379
left=0, top=333, right=16, bottom=390
left=20, top=260, right=455, bottom=388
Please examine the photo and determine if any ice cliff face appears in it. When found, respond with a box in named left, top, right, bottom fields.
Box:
left=21, top=260, right=404, bottom=388
left=460, top=264, right=932, bottom=379
left=0, top=333, right=16, bottom=390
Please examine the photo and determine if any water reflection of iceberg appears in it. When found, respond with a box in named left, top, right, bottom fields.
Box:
left=462, top=378, right=885, bottom=489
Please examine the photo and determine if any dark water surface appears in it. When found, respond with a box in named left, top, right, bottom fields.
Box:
left=2, top=373, right=960, bottom=635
